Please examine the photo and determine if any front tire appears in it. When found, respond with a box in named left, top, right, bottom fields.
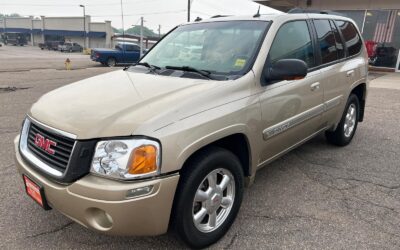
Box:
left=172, top=147, right=244, bottom=248
left=326, top=94, right=360, bottom=146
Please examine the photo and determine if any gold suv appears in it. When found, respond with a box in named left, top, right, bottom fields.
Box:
left=14, top=13, right=368, bottom=248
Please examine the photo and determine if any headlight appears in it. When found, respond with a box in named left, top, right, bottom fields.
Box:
left=90, top=139, right=161, bottom=180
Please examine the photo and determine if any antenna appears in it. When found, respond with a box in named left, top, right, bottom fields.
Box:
left=253, top=6, right=261, bottom=18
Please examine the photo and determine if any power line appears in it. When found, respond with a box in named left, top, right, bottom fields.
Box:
left=90, top=9, right=187, bottom=17
left=1, top=0, right=163, bottom=7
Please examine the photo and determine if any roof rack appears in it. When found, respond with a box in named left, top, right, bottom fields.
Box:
left=288, top=8, right=344, bottom=16
left=210, top=15, right=230, bottom=19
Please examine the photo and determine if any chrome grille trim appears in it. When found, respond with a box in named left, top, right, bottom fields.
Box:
left=19, top=117, right=77, bottom=177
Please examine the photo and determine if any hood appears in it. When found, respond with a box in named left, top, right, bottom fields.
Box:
left=30, top=70, right=220, bottom=139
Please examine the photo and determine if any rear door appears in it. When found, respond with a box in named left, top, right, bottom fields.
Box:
left=311, top=19, right=347, bottom=126
left=314, top=19, right=364, bottom=126
left=125, top=44, right=141, bottom=63
left=258, top=20, right=325, bottom=164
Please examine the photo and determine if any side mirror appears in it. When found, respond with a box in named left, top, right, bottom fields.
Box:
left=265, top=59, right=308, bottom=83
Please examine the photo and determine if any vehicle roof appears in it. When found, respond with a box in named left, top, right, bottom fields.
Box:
left=188, top=13, right=354, bottom=24
left=116, top=41, right=139, bottom=45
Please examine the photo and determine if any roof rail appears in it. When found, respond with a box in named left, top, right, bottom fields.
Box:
left=210, top=15, right=230, bottom=19
left=288, top=8, right=344, bottom=16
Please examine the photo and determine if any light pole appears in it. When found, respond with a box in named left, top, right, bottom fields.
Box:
left=187, top=0, right=191, bottom=22
left=187, top=0, right=195, bottom=22
left=79, top=4, right=86, bottom=49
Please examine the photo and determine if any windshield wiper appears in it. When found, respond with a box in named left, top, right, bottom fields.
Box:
left=165, top=65, right=213, bottom=80
left=133, top=62, right=161, bottom=73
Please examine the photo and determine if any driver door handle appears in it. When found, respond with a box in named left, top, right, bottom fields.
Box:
left=310, top=82, right=320, bottom=91
left=347, top=70, right=355, bottom=77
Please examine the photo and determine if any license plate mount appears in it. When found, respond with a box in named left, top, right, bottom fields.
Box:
left=22, top=175, right=51, bottom=210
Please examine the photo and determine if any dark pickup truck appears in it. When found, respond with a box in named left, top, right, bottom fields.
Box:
left=39, top=41, right=64, bottom=51
left=91, top=42, right=144, bottom=67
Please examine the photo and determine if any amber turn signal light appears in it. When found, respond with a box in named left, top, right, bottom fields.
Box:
left=128, top=145, right=158, bottom=174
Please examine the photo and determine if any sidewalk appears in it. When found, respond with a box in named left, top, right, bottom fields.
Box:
left=370, top=72, right=400, bottom=90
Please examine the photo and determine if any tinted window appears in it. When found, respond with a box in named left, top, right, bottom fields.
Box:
left=335, top=20, right=363, bottom=57
left=126, top=45, right=134, bottom=51
left=132, top=45, right=140, bottom=51
left=269, top=21, right=315, bottom=68
left=314, top=19, right=338, bottom=64
left=330, top=20, right=345, bottom=59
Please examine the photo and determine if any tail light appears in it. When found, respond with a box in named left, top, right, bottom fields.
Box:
left=95, top=53, right=100, bottom=58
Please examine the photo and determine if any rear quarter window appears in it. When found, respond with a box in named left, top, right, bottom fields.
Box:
left=335, top=20, right=363, bottom=57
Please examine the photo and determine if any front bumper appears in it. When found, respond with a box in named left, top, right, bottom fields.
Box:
left=14, top=136, right=180, bottom=236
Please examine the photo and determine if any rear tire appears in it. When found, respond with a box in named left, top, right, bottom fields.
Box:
left=106, top=57, right=116, bottom=67
left=172, top=147, right=244, bottom=249
left=326, top=94, right=360, bottom=146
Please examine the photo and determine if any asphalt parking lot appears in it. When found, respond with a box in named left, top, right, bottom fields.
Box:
left=0, top=45, right=99, bottom=72
left=1, top=46, right=400, bottom=249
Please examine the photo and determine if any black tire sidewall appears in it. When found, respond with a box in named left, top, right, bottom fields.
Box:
left=334, top=94, right=360, bottom=145
left=174, top=147, right=244, bottom=249
left=107, top=57, right=116, bottom=67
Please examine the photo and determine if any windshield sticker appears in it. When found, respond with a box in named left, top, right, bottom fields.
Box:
left=234, top=59, right=246, bottom=68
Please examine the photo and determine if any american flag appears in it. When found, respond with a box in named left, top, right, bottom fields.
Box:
left=373, top=10, right=397, bottom=43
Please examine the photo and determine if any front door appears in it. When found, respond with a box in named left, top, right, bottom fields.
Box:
left=257, top=20, right=325, bottom=165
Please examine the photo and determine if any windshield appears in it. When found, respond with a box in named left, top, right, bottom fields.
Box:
left=140, top=20, right=269, bottom=79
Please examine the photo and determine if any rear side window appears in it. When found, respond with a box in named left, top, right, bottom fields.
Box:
left=329, top=20, right=345, bottom=59
left=314, top=19, right=338, bottom=64
left=335, top=20, right=363, bottom=57
left=269, top=20, right=315, bottom=68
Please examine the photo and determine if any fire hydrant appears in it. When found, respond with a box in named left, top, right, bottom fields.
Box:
left=65, top=58, right=71, bottom=70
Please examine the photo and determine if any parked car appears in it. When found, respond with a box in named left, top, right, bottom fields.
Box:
left=3, top=32, right=27, bottom=46
left=91, top=42, right=143, bottom=66
left=58, top=42, right=83, bottom=52
left=39, top=41, right=64, bottom=51
left=14, top=13, right=368, bottom=248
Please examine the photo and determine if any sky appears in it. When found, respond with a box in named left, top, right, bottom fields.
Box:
left=1, top=0, right=281, bottom=33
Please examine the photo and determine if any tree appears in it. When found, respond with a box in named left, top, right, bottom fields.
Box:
left=112, top=25, right=158, bottom=37
left=125, top=26, right=157, bottom=37
left=112, top=27, right=124, bottom=34
left=0, top=13, right=21, bottom=18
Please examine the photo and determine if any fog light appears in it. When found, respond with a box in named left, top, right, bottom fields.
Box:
left=126, top=185, right=153, bottom=199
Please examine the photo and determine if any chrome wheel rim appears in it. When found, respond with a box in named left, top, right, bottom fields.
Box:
left=192, top=168, right=235, bottom=233
left=344, top=103, right=356, bottom=138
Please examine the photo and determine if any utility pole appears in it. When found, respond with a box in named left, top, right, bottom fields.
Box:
left=140, top=17, right=144, bottom=58
left=158, top=25, right=161, bottom=39
left=30, top=17, right=34, bottom=46
left=79, top=5, right=86, bottom=49
left=187, top=0, right=191, bottom=22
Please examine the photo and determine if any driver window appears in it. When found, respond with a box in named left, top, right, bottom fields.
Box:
left=269, top=20, right=315, bottom=68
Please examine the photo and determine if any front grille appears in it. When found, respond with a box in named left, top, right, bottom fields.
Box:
left=27, top=122, right=75, bottom=173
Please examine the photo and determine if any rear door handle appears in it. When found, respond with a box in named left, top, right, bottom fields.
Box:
left=310, top=82, right=320, bottom=91
left=346, top=70, right=355, bottom=77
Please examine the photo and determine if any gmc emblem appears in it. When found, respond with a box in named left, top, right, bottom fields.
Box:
left=34, top=134, right=57, bottom=155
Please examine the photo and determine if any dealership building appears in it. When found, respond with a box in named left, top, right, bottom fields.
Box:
left=256, top=0, right=400, bottom=70
left=0, top=16, right=114, bottom=48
